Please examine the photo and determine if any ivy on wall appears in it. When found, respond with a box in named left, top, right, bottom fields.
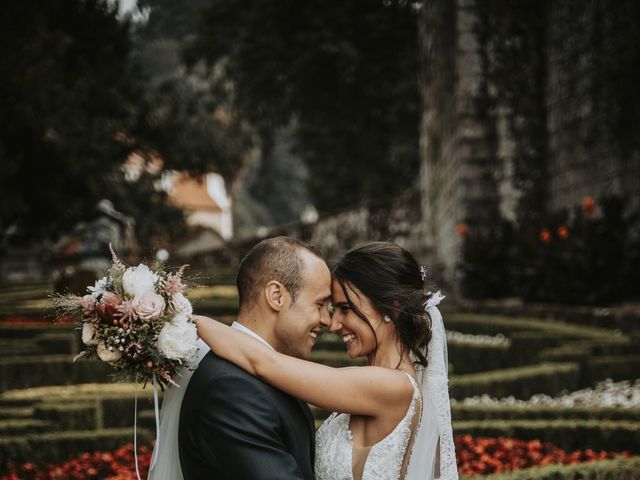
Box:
left=473, top=0, right=548, bottom=226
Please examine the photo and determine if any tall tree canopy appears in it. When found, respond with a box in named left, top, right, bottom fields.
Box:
left=0, top=0, right=250, bottom=247
left=186, top=0, right=421, bottom=213
left=0, top=0, right=137, bottom=237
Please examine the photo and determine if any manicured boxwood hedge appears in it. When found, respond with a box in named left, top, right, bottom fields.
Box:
left=461, top=456, right=640, bottom=480
left=445, top=314, right=627, bottom=342
left=447, top=342, right=515, bottom=374
left=450, top=362, right=580, bottom=399
left=0, top=427, right=152, bottom=469
left=451, top=405, right=640, bottom=422
left=0, top=355, right=112, bottom=393
left=33, top=402, right=98, bottom=431
left=0, top=419, right=51, bottom=435
left=453, top=419, right=640, bottom=452
left=585, top=355, right=640, bottom=383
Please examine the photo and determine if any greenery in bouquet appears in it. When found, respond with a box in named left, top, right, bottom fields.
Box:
left=51, top=246, right=198, bottom=389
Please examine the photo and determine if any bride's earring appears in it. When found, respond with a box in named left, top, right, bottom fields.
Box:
left=383, top=315, right=391, bottom=323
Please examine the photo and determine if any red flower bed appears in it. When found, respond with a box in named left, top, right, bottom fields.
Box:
left=0, top=315, right=73, bottom=325
left=1, top=444, right=152, bottom=480
left=455, top=435, right=631, bottom=477
left=1, top=437, right=632, bottom=479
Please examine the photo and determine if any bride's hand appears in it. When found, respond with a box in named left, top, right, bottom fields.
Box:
left=193, top=314, right=223, bottom=330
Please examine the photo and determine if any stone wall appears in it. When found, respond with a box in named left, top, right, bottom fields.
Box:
left=419, top=0, right=504, bottom=292
left=545, top=1, right=640, bottom=211
left=418, top=0, right=640, bottom=289
left=229, top=190, right=442, bottom=284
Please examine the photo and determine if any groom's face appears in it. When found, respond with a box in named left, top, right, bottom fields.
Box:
left=274, top=250, right=332, bottom=359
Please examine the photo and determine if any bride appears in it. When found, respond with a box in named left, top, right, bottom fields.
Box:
left=150, top=241, right=457, bottom=480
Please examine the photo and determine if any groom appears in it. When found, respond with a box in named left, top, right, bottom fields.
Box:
left=179, top=236, right=332, bottom=479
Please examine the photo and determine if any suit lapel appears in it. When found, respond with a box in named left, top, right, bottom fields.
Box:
left=297, top=399, right=316, bottom=463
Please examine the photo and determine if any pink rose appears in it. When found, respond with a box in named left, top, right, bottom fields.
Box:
left=81, top=294, right=97, bottom=316
left=96, top=291, right=120, bottom=322
left=132, top=291, right=166, bottom=320
left=171, top=292, right=193, bottom=316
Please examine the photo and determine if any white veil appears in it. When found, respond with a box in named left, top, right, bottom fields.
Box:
left=147, top=339, right=210, bottom=480
left=406, top=291, right=458, bottom=480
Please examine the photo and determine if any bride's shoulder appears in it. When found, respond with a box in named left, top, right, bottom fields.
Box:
left=354, top=366, right=416, bottom=404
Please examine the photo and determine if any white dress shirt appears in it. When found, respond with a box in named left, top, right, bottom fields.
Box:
left=231, top=321, right=275, bottom=350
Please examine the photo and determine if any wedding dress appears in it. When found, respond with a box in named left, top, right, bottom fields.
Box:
left=150, top=294, right=456, bottom=480
left=315, top=371, right=422, bottom=480
left=315, top=293, right=457, bottom=480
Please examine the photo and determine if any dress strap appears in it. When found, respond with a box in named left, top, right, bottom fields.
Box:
left=402, top=371, right=421, bottom=399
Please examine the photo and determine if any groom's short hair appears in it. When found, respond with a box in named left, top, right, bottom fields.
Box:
left=236, top=236, right=323, bottom=309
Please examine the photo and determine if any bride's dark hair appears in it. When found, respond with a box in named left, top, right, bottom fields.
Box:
left=332, top=241, right=433, bottom=368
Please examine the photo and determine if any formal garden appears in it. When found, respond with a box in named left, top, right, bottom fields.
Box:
left=0, top=265, right=638, bottom=479
left=2, top=0, right=639, bottom=478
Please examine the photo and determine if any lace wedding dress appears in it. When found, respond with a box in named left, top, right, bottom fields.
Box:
left=315, top=372, right=422, bottom=480
left=314, top=294, right=458, bottom=480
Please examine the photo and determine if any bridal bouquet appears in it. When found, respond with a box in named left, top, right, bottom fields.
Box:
left=53, top=245, right=199, bottom=389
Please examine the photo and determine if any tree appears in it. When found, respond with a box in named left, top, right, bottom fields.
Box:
left=186, top=0, right=421, bottom=213
left=0, top=0, right=251, bottom=250
left=0, top=0, right=138, bottom=238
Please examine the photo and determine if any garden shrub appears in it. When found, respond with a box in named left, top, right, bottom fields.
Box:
left=450, top=363, right=580, bottom=399
left=459, top=194, right=640, bottom=305
left=452, top=405, right=640, bottom=422
left=0, top=428, right=152, bottom=470
left=462, top=456, right=640, bottom=480
left=453, top=419, right=640, bottom=452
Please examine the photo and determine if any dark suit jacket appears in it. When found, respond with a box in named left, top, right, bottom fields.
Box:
left=178, top=350, right=315, bottom=480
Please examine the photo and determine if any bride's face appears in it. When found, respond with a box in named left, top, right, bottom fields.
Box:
left=329, top=278, right=380, bottom=359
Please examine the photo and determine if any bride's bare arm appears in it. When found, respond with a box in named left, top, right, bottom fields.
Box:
left=194, top=315, right=412, bottom=416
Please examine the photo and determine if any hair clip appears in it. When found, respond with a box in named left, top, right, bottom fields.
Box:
left=419, top=265, right=427, bottom=281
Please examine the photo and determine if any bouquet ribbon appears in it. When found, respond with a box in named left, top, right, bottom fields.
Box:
left=133, top=375, right=161, bottom=480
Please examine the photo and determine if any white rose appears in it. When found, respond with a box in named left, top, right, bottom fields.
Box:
left=132, top=291, right=166, bottom=320
left=157, top=315, right=198, bottom=361
left=171, top=293, right=193, bottom=316
left=122, top=264, right=159, bottom=297
left=96, top=341, right=123, bottom=363
left=81, top=322, right=100, bottom=346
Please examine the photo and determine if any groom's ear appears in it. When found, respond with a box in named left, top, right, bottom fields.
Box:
left=264, top=280, right=287, bottom=311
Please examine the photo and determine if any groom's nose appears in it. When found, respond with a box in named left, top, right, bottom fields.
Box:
left=319, top=305, right=331, bottom=328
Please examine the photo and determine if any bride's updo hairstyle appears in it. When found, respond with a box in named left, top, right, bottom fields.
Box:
left=332, top=241, right=433, bottom=367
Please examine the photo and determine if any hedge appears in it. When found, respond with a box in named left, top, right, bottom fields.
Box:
left=585, top=355, right=640, bottom=383
left=445, top=314, right=629, bottom=342
left=33, top=402, right=98, bottom=431
left=0, top=324, right=73, bottom=340
left=450, top=362, right=580, bottom=399
left=0, top=383, right=152, bottom=408
left=310, top=350, right=366, bottom=368
left=0, top=355, right=112, bottom=393
left=451, top=405, right=640, bottom=422
left=190, top=296, right=239, bottom=316
left=453, top=419, right=640, bottom=452
left=0, top=407, right=32, bottom=420
left=447, top=342, right=516, bottom=374
left=0, top=339, right=40, bottom=357
left=0, top=419, right=51, bottom=435
left=0, top=427, right=152, bottom=469
left=462, top=456, right=640, bottom=480
left=35, top=331, right=78, bottom=355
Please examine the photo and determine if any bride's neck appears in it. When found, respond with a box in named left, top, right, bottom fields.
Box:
left=368, top=335, right=411, bottom=371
